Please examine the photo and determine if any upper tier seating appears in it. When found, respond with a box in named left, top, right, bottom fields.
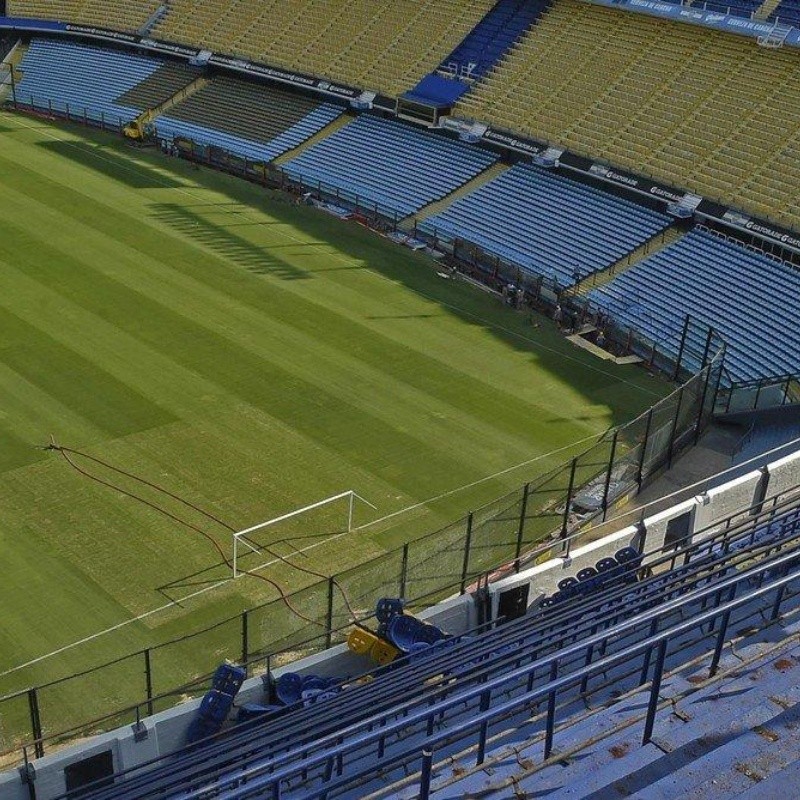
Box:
left=458, top=0, right=800, bottom=231
left=14, top=39, right=161, bottom=123
left=152, top=0, right=496, bottom=98
left=282, top=115, right=498, bottom=217
left=154, top=77, right=343, bottom=164
left=69, top=498, right=800, bottom=800
left=588, top=228, right=800, bottom=381
left=420, top=163, right=671, bottom=286
left=7, top=0, right=160, bottom=32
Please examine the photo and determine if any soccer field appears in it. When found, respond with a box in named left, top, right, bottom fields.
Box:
left=0, top=112, right=667, bottom=747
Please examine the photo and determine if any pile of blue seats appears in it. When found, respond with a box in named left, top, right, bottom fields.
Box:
left=14, top=39, right=161, bottom=124
left=542, top=545, right=642, bottom=606
left=282, top=115, right=498, bottom=218
left=419, top=163, right=670, bottom=285
left=442, top=0, right=550, bottom=80
left=588, top=227, right=800, bottom=381
left=375, top=598, right=448, bottom=656
left=185, top=663, right=246, bottom=744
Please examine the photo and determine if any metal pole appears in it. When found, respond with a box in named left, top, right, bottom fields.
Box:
left=514, top=483, right=530, bottom=571
left=601, top=430, right=619, bottom=520
left=348, top=491, right=355, bottom=532
left=543, top=660, right=559, bottom=759
left=233, top=535, right=238, bottom=579
left=241, top=611, right=249, bottom=674
left=709, top=609, right=731, bottom=676
left=666, top=386, right=685, bottom=468
left=694, top=364, right=712, bottom=445
left=561, top=458, right=578, bottom=539
left=399, top=543, right=409, bottom=599
left=672, top=314, right=691, bottom=382
left=144, top=649, right=154, bottom=717
left=419, top=749, right=434, bottom=800
left=642, top=639, right=668, bottom=745
left=460, top=513, right=474, bottom=595
left=325, top=576, right=335, bottom=648
left=637, top=407, right=654, bottom=488
left=28, top=688, right=44, bottom=759
left=9, top=64, right=17, bottom=109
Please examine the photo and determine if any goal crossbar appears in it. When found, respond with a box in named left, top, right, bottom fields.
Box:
left=232, top=490, right=376, bottom=578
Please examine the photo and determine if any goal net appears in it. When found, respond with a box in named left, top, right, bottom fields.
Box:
left=231, top=490, right=375, bottom=578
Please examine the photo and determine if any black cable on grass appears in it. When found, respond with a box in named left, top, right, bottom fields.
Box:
left=47, top=443, right=367, bottom=628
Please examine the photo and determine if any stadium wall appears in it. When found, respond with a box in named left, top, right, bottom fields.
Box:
left=4, top=444, right=800, bottom=800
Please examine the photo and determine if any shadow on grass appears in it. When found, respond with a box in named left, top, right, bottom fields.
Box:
left=38, top=140, right=184, bottom=189
left=149, top=202, right=310, bottom=280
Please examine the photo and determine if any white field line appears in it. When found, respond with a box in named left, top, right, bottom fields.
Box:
left=0, top=433, right=599, bottom=682
left=3, top=113, right=664, bottom=400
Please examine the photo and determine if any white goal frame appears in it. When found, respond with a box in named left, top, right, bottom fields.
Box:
left=231, top=490, right=375, bottom=578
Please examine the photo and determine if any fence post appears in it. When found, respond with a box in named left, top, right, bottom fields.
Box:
left=514, top=483, right=531, bottom=571
left=325, top=576, right=335, bottom=648
left=666, top=385, right=685, bottom=468
left=144, top=648, right=154, bottom=717
left=694, top=364, right=713, bottom=445
left=399, top=543, right=409, bottom=598
left=241, top=611, right=249, bottom=674
left=672, top=314, right=691, bottom=382
left=561, top=458, right=578, bottom=539
left=601, top=430, right=619, bottom=520
left=28, top=688, right=44, bottom=759
left=642, top=639, right=668, bottom=745
left=637, top=407, right=654, bottom=488
left=460, top=513, right=474, bottom=595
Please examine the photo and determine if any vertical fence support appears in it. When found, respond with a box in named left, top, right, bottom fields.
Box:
left=709, top=609, right=731, bottom=676
left=561, top=459, right=578, bottom=539
left=544, top=660, right=559, bottom=759
left=642, top=639, right=667, bottom=745
left=460, top=513, right=474, bottom=595
left=241, top=611, right=249, bottom=674
left=325, top=576, right=335, bottom=649
left=637, top=407, right=654, bottom=488
left=144, top=648, right=154, bottom=718
left=672, top=314, right=691, bottom=382
left=419, top=749, right=434, bottom=800
left=601, top=430, right=619, bottom=520
left=28, top=688, right=44, bottom=759
left=514, top=483, right=530, bottom=571
left=694, top=364, right=712, bottom=445
left=667, top=386, right=685, bottom=468
left=399, top=543, right=409, bottom=599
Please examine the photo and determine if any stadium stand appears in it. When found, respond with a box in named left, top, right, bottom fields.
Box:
left=588, top=227, right=800, bottom=381
left=153, top=77, right=344, bottom=164
left=771, top=0, right=800, bottom=23
left=115, top=61, right=200, bottom=111
left=458, top=0, right=800, bottom=230
left=13, top=38, right=162, bottom=122
left=6, top=0, right=160, bottom=33
left=282, top=115, right=498, bottom=217
left=51, top=489, right=800, bottom=799
left=152, top=0, right=497, bottom=97
left=440, top=0, right=550, bottom=80
left=419, top=162, right=671, bottom=286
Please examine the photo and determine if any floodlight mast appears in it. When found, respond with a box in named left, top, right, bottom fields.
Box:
left=231, top=490, right=376, bottom=578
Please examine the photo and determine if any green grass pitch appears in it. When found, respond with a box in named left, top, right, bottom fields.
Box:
left=0, top=111, right=667, bottom=749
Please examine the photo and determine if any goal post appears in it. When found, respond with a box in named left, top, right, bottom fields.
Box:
left=231, top=490, right=376, bottom=578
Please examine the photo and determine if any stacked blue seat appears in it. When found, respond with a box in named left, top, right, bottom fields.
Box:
left=442, top=0, right=550, bottom=80
left=282, top=115, right=498, bottom=217
left=14, top=39, right=162, bottom=124
left=588, top=228, right=800, bottom=381
left=690, top=0, right=760, bottom=16
left=420, top=163, right=670, bottom=285
left=154, top=104, right=343, bottom=164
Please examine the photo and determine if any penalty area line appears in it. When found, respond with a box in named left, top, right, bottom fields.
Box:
left=0, top=433, right=599, bottom=682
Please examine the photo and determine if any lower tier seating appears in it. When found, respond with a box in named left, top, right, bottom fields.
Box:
left=282, top=115, right=498, bottom=217
left=154, top=77, right=343, bottom=164
left=68, top=498, right=800, bottom=799
left=588, top=227, right=800, bottom=381
left=420, top=163, right=671, bottom=286
left=14, top=39, right=162, bottom=124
